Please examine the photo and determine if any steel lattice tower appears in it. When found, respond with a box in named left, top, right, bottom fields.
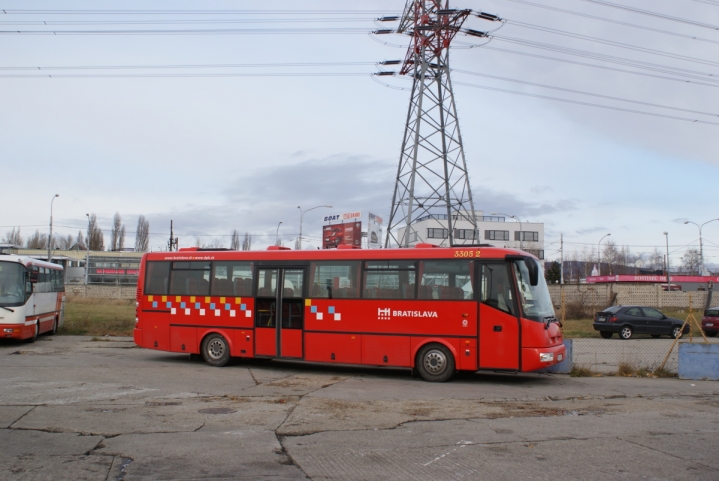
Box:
left=385, top=1, right=477, bottom=248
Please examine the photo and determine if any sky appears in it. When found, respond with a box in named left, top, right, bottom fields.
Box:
left=1, top=0, right=718, bottom=269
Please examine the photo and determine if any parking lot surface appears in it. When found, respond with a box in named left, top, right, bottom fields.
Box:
left=1, top=336, right=717, bottom=480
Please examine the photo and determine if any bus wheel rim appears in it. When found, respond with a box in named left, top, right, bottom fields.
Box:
left=424, top=350, right=446, bottom=374
left=207, top=339, right=225, bottom=359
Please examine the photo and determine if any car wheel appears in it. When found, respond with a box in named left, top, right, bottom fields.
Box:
left=201, top=333, right=231, bottom=367
left=706, top=331, right=718, bottom=338
left=619, top=326, right=633, bottom=340
left=671, top=326, right=683, bottom=339
left=599, top=331, right=613, bottom=339
left=416, top=343, right=455, bottom=382
left=651, top=335, right=660, bottom=338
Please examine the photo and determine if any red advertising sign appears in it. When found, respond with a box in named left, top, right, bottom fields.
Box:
left=322, top=222, right=362, bottom=249
left=94, top=269, right=140, bottom=276
left=586, top=275, right=719, bottom=283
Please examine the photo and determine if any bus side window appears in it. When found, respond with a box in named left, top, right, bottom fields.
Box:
left=480, top=263, right=516, bottom=315
left=309, top=261, right=360, bottom=299
left=418, top=260, right=473, bottom=300
left=145, top=261, right=170, bottom=295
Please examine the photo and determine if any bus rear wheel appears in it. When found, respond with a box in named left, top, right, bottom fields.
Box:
left=201, top=333, right=230, bottom=367
left=416, top=343, right=455, bottom=382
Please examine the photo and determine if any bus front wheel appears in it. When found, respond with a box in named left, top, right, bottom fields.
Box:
left=26, top=322, right=39, bottom=343
left=201, top=333, right=231, bottom=367
left=416, top=343, right=455, bottom=382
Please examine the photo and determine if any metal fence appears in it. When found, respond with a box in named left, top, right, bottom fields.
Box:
left=550, top=284, right=715, bottom=373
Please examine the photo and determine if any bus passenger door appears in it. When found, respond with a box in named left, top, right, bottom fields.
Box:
left=254, top=268, right=305, bottom=358
left=478, top=263, right=520, bottom=370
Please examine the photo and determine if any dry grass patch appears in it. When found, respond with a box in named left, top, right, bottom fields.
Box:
left=61, top=296, right=135, bottom=336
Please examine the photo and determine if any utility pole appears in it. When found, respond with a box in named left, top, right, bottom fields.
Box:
left=383, top=2, right=501, bottom=248
left=560, top=233, right=564, bottom=285
left=168, top=220, right=178, bottom=252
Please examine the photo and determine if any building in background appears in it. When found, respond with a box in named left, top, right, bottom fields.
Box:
left=395, top=211, right=545, bottom=259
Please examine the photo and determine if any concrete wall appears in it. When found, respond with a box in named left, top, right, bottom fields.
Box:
left=66, top=284, right=137, bottom=299
left=548, top=284, right=709, bottom=310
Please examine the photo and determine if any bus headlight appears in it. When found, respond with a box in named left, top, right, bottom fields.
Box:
left=3, top=328, right=13, bottom=333
left=540, top=353, right=554, bottom=362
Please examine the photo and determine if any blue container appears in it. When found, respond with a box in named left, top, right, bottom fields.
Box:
left=678, top=343, right=719, bottom=381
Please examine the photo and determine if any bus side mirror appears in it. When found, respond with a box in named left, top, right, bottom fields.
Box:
left=524, top=258, right=538, bottom=286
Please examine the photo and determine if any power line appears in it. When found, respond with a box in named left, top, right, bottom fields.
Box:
left=452, top=80, right=719, bottom=125
left=501, top=0, right=719, bottom=45
left=578, top=0, right=719, bottom=30
left=452, top=69, right=719, bottom=117
left=0, top=72, right=373, bottom=78
left=0, top=27, right=371, bottom=35
left=487, top=36, right=719, bottom=83
left=0, top=9, right=393, bottom=15
left=503, top=21, right=719, bottom=68
left=0, top=18, right=376, bottom=26
left=465, top=44, right=719, bottom=88
left=0, top=61, right=378, bottom=71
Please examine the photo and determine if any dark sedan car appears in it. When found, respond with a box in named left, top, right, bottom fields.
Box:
left=593, top=305, right=689, bottom=340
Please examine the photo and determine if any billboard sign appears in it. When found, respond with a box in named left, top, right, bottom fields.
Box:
left=322, top=222, right=362, bottom=249
left=368, top=212, right=383, bottom=249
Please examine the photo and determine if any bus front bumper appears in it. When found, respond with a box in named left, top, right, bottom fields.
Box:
left=1, top=323, right=33, bottom=340
left=522, top=344, right=567, bottom=372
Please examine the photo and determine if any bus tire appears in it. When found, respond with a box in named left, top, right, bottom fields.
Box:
left=26, top=321, right=39, bottom=343
left=416, top=343, right=455, bottom=382
left=201, top=333, right=230, bottom=367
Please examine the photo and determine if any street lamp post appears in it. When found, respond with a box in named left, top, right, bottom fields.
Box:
left=297, top=205, right=333, bottom=250
left=684, top=218, right=719, bottom=276
left=491, top=212, right=523, bottom=249
left=48, top=194, right=59, bottom=262
left=597, top=233, right=611, bottom=276
left=663, top=232, right=669, bottom=283
left=85, top=213, right=90, bottom=285
left=276, top=222, right=283, bottom=246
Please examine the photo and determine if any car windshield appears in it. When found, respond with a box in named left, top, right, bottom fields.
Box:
left=0, top=262, right=26, bottom=306
left=705, top=309, right=719, bottom=317
left=512, top=259, right=555, bottom=322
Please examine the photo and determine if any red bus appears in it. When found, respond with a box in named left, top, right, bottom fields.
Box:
left=133, top=244, right=565, bottom=382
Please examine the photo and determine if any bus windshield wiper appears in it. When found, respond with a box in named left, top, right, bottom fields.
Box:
left=0, top=305, right=14, bottom=313
left=543, top=316, right=556, bottom=330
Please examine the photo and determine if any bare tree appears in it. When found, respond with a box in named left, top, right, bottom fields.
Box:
left=86, top=214, right=104, bottom=251
left=242, top=232, right=251, bottom=251
left=57, top=234, right=74, bottom=250
left=230, top=230, right=240, bottom=250
left=681, top=248, right=702, bottom=275
left=2, top=227, right=23, bottom=246
left=26, top=230, right=48, bottom=249
left=602, top=240, right=620, bottom=275
left=135, top=215, right=150, bottom=252
left=110, top=212, right=126, bottom=251
left=75, top=230, right=87, bottom=250
left=203, top=238, right=225, bottom=249
left=647, top=248, right=663, bottom=271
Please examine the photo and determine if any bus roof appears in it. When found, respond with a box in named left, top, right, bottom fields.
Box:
left=0, top=254, right=64, bottom=270
left=143, top=245, right=532, bottom=263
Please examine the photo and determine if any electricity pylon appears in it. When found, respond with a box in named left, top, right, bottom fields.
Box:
left=385, top=1, right=477, bottom=248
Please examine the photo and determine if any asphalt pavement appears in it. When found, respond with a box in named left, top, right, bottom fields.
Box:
left=0, top=335, right=717, bottom=480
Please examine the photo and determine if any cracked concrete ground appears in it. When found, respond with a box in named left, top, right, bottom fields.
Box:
left=0, top=336, right=717, bottom=480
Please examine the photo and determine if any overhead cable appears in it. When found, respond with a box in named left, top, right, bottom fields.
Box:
left=578, top=0, right=719, bottom=31
left=452, top=69, right=719, bottom=117
left=452, top=80, right=719, bottom=126
left=503, top=21, right=719, bottom=68
left=501, top=0, right=719, bottom=45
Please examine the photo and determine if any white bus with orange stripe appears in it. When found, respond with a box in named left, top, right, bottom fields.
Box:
left=0, top=255, right=65, bottom=341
